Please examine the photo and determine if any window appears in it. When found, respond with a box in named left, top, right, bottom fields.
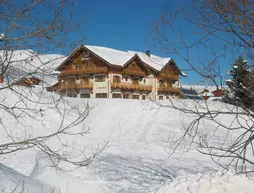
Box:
left=95, top=75, right=105, bottom=82
left=123, top=94, right=130, bottom=99
left=112, top=93, right=121, bottom=98
left=82, top=52, right=90, bottom=58
left=142, top=95, right=146, bottom=100
left=96, top=93, right=107, bottom=98
left=166, top=96, right=169, bottom=99
left=73, top=63, right=77, bottom=69
left=67, top=78, right=75, bottom=84
left=67, top=94, right=77, bottom=98
left=159, top=96, right=163, bottom=100
left=143, top=79, right=146, bottom=83
left=125, top=77, right=128, bottom=81
left=113, top=75, right=121, bottom=83
left=132, top=95, right=139, bottom=100
left=80, top=94, right=90, bottom=98
left=159, top=80, right=166, bottom=87
left=83, top=60, right=88, bottom=67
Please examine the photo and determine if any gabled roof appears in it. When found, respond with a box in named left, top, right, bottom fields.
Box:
left=127, top=50, right=170, bottom=71
left=199, top=88, right=210, bottom=94
left=55, top=45, right=185, bottom=76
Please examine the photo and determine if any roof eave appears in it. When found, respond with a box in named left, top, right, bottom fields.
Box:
left=168, top=58, right=186, bottom=77
left=55, top=45, right=84, bottom=71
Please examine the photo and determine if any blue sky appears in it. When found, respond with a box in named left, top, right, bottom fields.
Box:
left=74, top=0, right=177, bottom=51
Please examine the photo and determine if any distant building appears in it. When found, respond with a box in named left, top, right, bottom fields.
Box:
left=181, top=87, right=202, bottom=100
left=212, top=89, right=223, bottom=97
left=14, top=76, right=41, bottom=87
left=47, top=45, right=186, bottom=100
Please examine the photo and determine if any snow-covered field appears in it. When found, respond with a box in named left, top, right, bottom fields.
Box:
left=0, top=86, right=254, bottom=193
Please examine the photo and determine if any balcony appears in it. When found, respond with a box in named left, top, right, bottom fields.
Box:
left=59, top=67, right=108, bottom=77
left=111, top=82, right=152, bottom=92
left=157, top=86, right=181, bottom=94
left=60, top=82, right=93, bottom=90
left=122, top=69, right=146, bottom=78
left=159, top=73, right=178, bottom=81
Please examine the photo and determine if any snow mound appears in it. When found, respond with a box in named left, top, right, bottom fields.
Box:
left=30, top=152, right=111, bottom=193
left=0, top=163, right=55, bottom=193
left=156, top=171, right=254, bottom=193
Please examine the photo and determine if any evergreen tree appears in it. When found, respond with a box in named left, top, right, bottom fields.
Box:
left=224, top=56, right=253, bottom=111
left=228, top=56, right=249, bottom=85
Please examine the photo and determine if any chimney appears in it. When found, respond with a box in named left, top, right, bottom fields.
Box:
left=145, top=50, right=151, bottom=57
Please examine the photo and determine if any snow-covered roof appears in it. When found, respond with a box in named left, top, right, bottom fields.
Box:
left=85, top=45, right=133, bottom=66
left=83, top=45, right=184, bottom=75
left=127, top=50, right=170, bottom=71
left=0, top=50, right=66, bottom=74
left=0, top=50, right=65, bottom=86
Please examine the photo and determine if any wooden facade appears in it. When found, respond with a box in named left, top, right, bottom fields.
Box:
left=48, top=45, right=184, bottom=100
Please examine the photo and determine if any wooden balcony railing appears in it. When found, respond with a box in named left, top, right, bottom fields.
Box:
left=159, top=73, right=178, bottom=81
left=111, top=82, right=152, bottom=92
left=59, top=67, right=108, bottom=77
left=157, top=86, right=181, bottom=93
left=122, top=69, right=146, bottom=77
left=60, top=82, right=93, bottom=90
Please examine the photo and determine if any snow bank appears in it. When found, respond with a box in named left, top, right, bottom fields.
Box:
left=0, top=163, right=55, bottom=193
left=156, top=171, right=254, bottom=193
left=1, top=86, right=254, bottom=193
left=30, top=152, right=111, bottom=193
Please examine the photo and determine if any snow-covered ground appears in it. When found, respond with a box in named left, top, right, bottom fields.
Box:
left=0, top=86, right=254, bottom=193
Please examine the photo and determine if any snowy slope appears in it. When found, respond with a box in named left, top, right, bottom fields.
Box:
left=0, top=87, right=254, bottom=193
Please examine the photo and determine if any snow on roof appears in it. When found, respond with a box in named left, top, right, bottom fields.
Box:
left=84, top=45, right=184, bottom=74
left=0, top=50, right=65, bottom=86
left=0, top=50, right=66, bottom=74
left=127, top=50, right=170, bottom=71
left=85, top=45, right=133, bottom=66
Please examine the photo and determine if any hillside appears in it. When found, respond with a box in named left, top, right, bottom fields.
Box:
left=0, top=86, right=254, bottom=193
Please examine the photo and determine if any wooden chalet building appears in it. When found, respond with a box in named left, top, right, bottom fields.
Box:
left=48, top=45, right=185, bottom=100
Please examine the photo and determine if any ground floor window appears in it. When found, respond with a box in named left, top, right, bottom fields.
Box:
left=112, top=93, right=121, bottom=98
left=80, top=93, right=90, bottom=98
left=96, top=93, right=107, bottom=98
left=166, top=96, right=170, bottom=99
left=123, top=94, right=130, bottom=99
left=142, top=95, right=146, bottom=100
left=159, top=96, right=163, bottom=100
left=67, top=94, right=77, bottom=98
left=132, top=95, right=139, bottom=100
